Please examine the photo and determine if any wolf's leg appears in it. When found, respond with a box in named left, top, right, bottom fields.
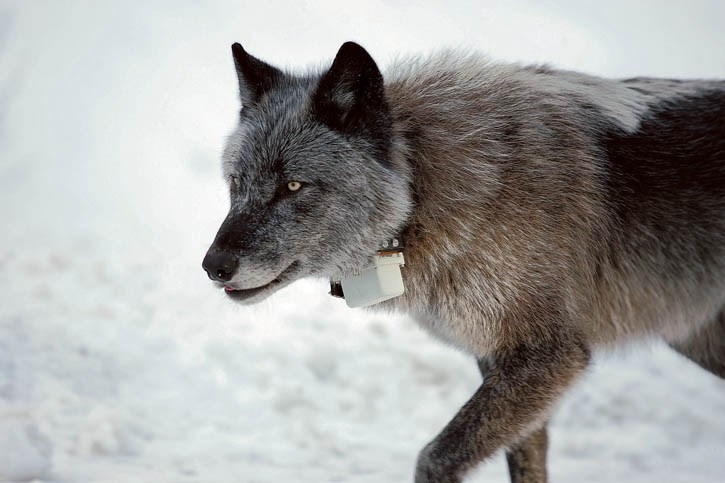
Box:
left=477, top=359, right=549, bottom=483
left=669, top=309, right=725, bottom=378
left=415, top=333, right=589, bottom=483
left=505, top=425, right=549, bottom=483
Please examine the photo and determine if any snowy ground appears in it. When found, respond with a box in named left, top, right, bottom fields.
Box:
left=2, top=1, right=725, bottom=482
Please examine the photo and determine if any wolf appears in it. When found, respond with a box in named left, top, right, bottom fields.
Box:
left=202, top=41, right=725, bottom=482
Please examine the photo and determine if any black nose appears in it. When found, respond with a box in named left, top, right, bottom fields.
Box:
left=202, top=250, right=239, bottom=282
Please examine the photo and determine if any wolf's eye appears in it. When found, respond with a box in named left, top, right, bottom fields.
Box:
left=287, top=181, right=302, bottom=192
left=229, top=175, right=239, bottom=192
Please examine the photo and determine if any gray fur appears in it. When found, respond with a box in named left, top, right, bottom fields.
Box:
left=203, top=42, right=725, bottom=482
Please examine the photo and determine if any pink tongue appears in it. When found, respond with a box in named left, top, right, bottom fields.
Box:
left=224, top=286, right=237, bottom=292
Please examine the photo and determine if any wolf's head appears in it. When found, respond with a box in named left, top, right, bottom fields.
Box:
left=202, top=42, right=412, bottom=304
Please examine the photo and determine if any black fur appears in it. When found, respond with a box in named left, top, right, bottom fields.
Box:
left=602, top=86, right=725, bottom=273
left=312, top=42, right=393, bottom=160
left=232, top=43, right=283, bottom=106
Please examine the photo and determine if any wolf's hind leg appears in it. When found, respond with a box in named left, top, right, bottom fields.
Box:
left=669, top=309, right=725, bottom=378
left=505, top=425, right=548, bottom=483
left=478, top=358, right=549, bottom=483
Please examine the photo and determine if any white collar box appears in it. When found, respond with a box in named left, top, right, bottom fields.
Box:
left=340, top=251, right=405, bottom=308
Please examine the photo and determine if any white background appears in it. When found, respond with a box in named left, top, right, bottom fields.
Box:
left=1, top=1, right=724, bottom=482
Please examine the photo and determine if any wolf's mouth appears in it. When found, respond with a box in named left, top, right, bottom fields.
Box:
left=222, top=261, right=300, bottom=302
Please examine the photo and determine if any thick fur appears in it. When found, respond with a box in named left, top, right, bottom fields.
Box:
left=203, top=42, right=725, bottom=482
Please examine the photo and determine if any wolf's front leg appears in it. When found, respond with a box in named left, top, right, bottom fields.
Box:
left=415, top=334, right=589, bottom=483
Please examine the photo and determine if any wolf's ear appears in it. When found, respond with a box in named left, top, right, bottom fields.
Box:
left=231, top=43, right=283, bottom=108
left=313, top=42, right=391, bottom=144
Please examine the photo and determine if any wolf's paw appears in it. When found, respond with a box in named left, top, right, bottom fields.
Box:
left=415, top=441, right=460, bottom=483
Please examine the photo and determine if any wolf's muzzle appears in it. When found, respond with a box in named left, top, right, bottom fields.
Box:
left=202, top=249, right=239, bottom=282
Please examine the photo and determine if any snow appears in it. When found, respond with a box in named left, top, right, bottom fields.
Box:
left=2, top=1, right=724, bottom=482
left=0, top=416, right=51, bottom=482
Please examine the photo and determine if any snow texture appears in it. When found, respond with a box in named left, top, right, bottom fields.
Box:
left=1, top=1, right=724, bottom=482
